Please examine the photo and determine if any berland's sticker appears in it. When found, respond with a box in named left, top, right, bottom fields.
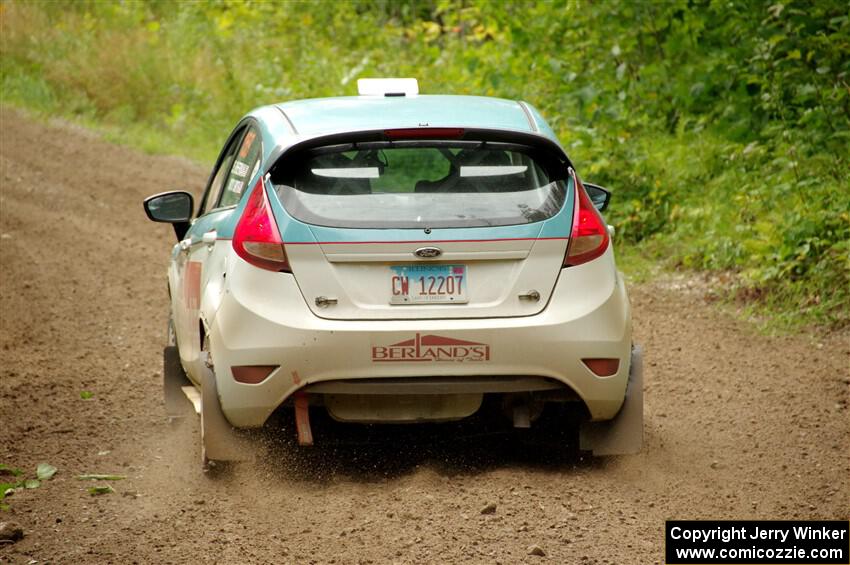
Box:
left=372, top=333, right=490, bottom=363
left=232, top=160, right=250, bottom=178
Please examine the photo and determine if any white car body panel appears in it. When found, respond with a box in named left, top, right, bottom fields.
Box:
left=169, top=230, right=230, bottom=383
left=286, top=237, right=570, bottom=320
left=202, top=244, right=630, bottom=428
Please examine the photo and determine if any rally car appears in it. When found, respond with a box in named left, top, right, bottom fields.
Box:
left=143, top=79, right=642, bottom=464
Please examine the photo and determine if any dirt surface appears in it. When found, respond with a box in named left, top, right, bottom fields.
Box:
left=1, top=106, right=848, bottom=564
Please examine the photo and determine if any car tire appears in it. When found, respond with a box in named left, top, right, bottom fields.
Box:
left=163, top=314, right=192, bottom=418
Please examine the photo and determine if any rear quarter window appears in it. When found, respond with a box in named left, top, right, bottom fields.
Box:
left=219, top=127, right=262, bottom=208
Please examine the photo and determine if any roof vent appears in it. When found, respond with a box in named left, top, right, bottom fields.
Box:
left=357, top=78, right=419, bottom=97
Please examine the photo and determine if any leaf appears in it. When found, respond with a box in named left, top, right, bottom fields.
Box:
left=80, top=391, right=94, bottom=400
left=768, top=33, right=786, bottom=46
left=0, top=464, right=24, bottom=477
left=0, top=483, right=18, bottom=500
left=77, top=474, right=126, bottom=481
left=23, top=479, right=40, bottom=489
left=88, top=485, right=114, bottom=496
left=767, top=3, right=784, bottom=18
left=36, top=462, right=57, bottom=481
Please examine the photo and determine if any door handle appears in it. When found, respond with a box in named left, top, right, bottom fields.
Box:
left=202, top=230, right=217, bottom=246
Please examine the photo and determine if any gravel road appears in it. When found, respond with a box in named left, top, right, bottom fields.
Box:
left=1, top=107, right=847, bottom=564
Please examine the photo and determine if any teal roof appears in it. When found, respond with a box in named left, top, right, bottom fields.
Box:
left=273, top=95, right=554, bottom=140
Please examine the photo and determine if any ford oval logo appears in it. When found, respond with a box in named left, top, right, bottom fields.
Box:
left=414, top=246, right=443, bottom=258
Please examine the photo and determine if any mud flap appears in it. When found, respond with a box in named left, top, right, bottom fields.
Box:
left=579, top=344, right=643, bottom=456
left=164, top=346, right=192, bottom=417
left=200, top=365, right=252, bottom=463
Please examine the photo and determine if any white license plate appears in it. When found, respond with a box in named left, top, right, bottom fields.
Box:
left=389, top=264, right=468, bottom=304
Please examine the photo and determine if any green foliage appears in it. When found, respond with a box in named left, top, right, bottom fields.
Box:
left=1, top=0, right=847, bottom=327
left=77, top=474, right=126, bottom=481
left=0, top=462, right=57, bottom=510
left=0, top=464, right=24, bottom=477
left=88, top=485, right=114, bottom=496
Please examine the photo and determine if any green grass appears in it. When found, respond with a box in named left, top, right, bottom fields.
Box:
left=1, top=60, right=216, bottom=163
left=614, top=244, right=660, bottom=286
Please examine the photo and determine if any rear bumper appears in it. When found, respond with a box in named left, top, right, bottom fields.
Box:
left=208, top=252, right=631, bottom=428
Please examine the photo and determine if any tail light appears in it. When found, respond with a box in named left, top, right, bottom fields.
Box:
left=231, top=365, right=278, bottom=384
left=384, top=128, right=465, bottom=140
left=564, top=169, right=610, bottom=267
left=232, top=178, right=291, bottom=272
left=582, top=358, right=620, bottom=377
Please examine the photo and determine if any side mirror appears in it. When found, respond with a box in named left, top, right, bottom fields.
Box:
left=143, top=191, right=194, bottom=240
left=583, top=183, right=611, bottom=212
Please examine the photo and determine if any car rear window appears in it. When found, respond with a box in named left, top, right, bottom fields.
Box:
left=271, top=141, right=567, bottom=229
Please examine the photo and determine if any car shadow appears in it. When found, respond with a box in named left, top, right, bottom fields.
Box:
left=248, top=400, right=605, bottom=484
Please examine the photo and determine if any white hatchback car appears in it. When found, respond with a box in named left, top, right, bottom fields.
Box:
left=144, top=79, right=642, bottom=464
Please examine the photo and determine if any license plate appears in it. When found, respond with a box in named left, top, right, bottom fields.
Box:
left=389, top=264, right=468, bottom=304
